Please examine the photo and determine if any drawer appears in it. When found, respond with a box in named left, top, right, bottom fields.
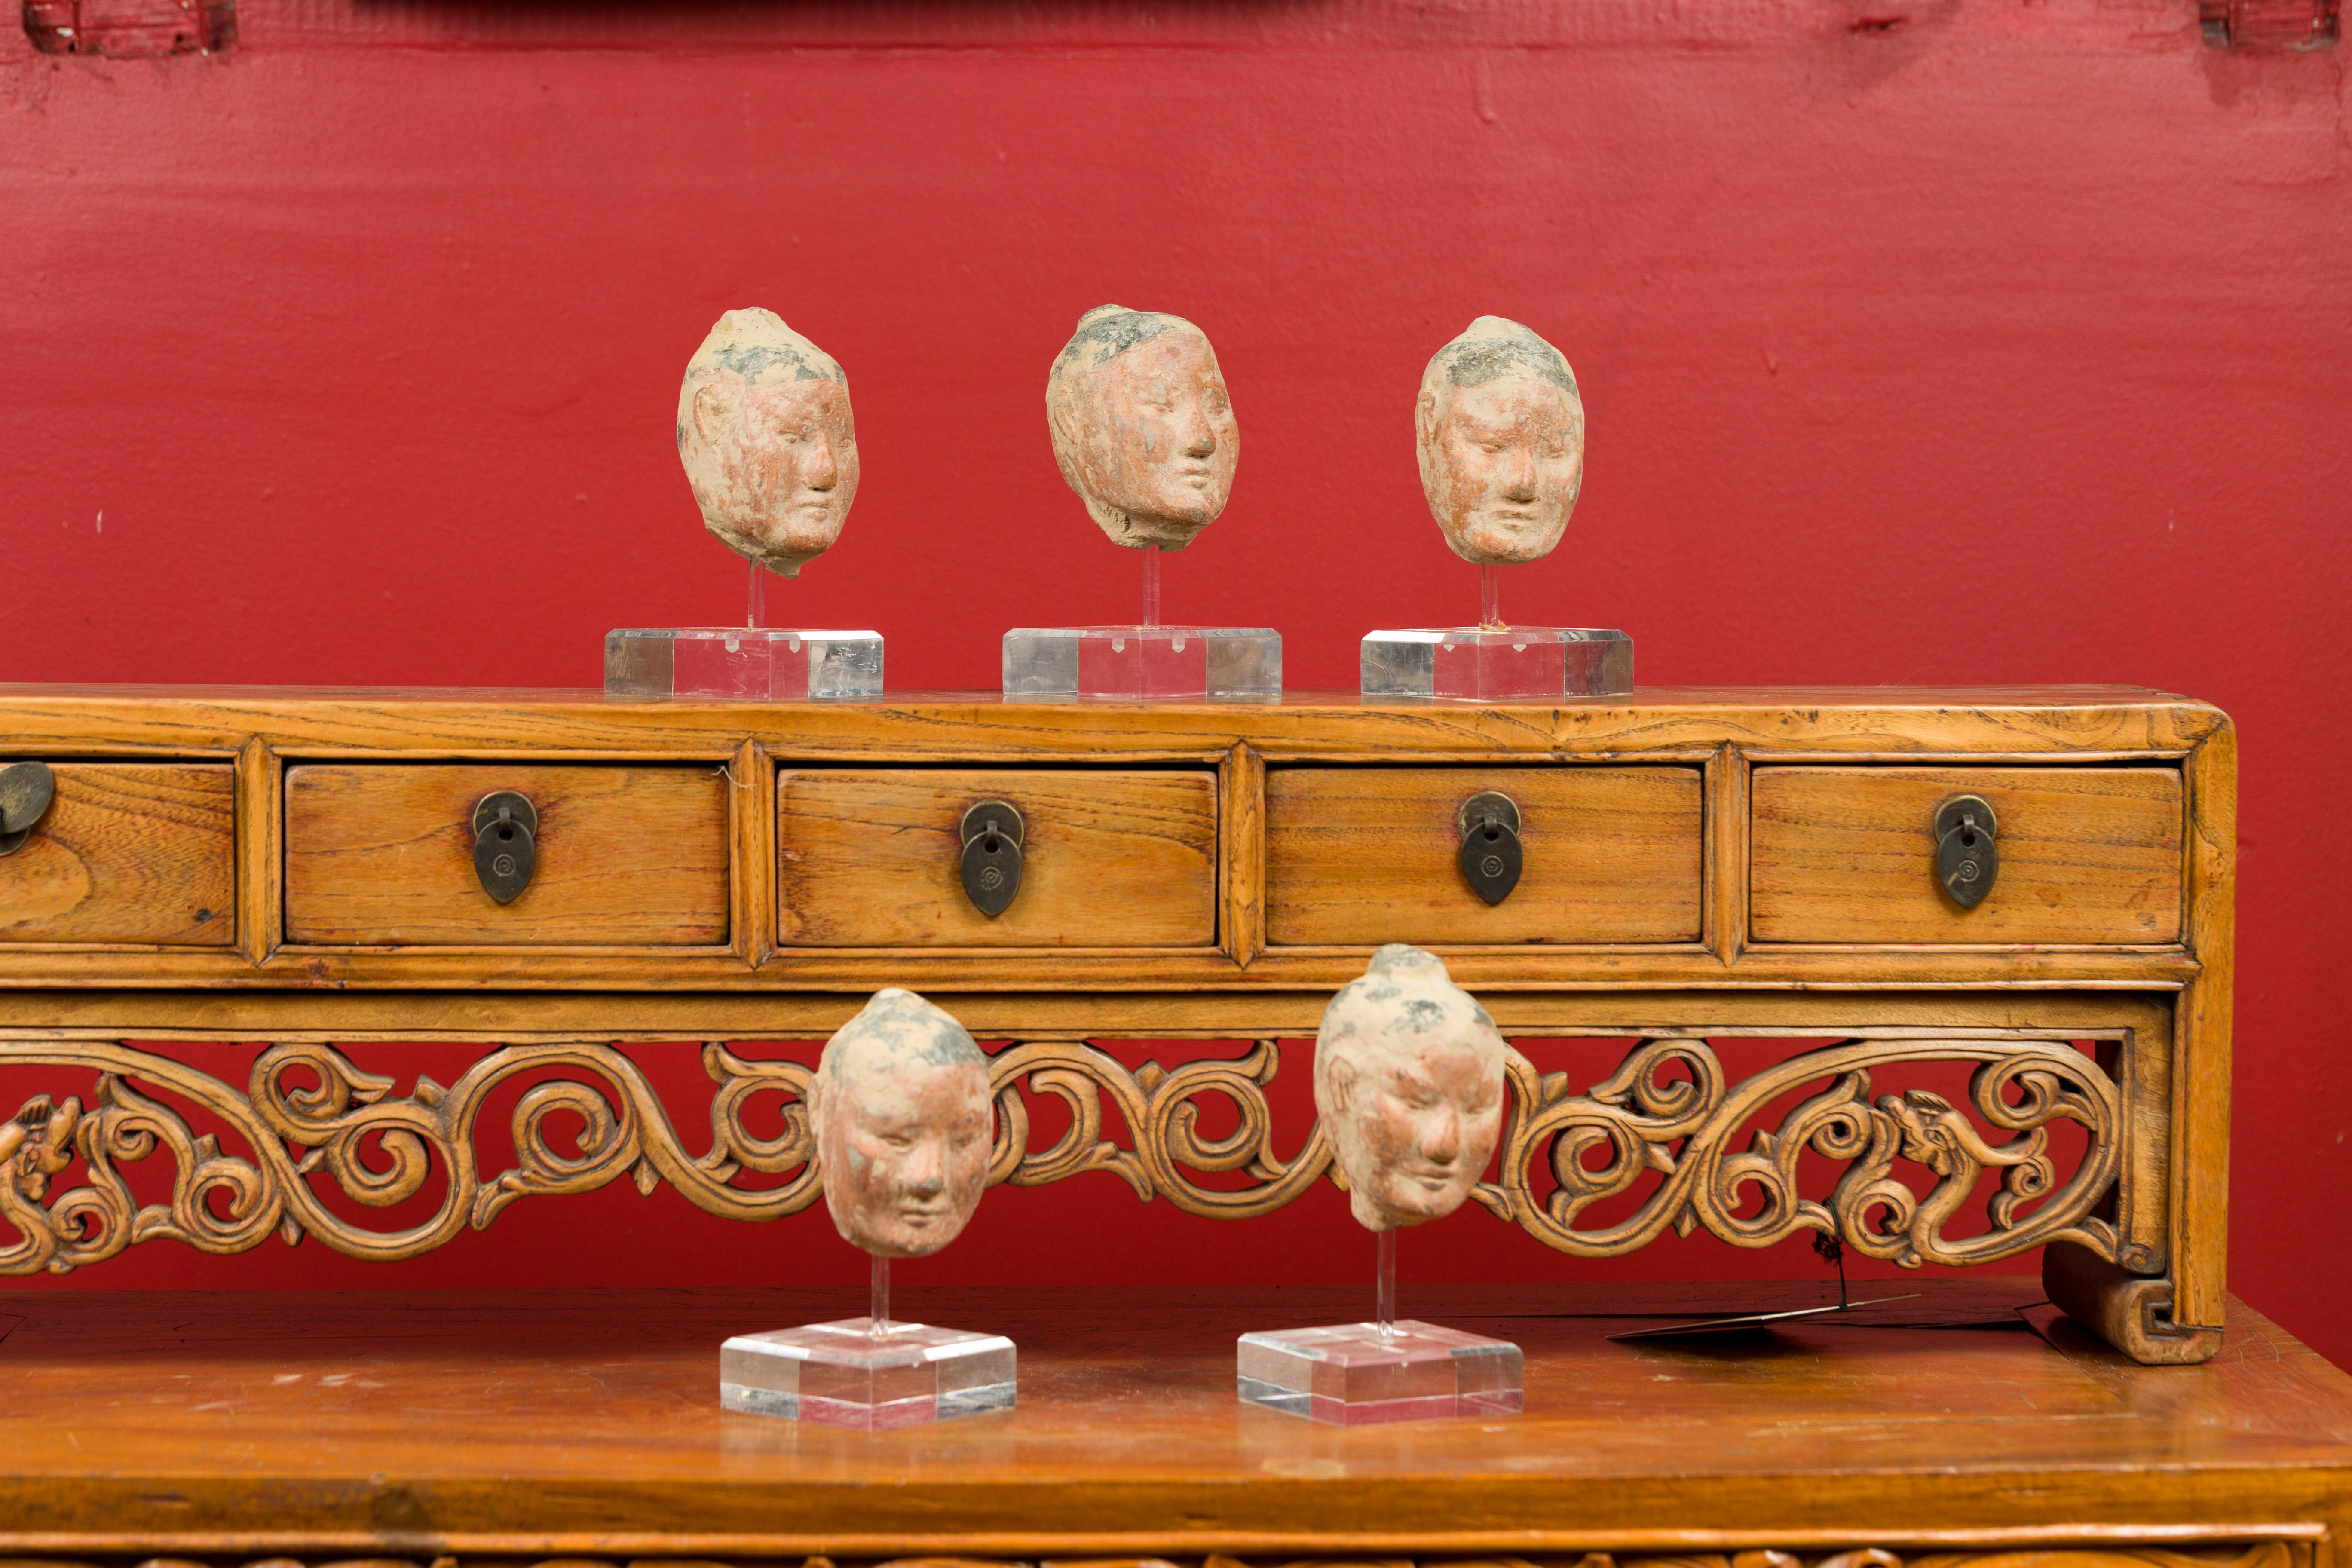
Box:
left=1750, top=766, right=2183, bottom=944
left=1265, top=766, right=1704, bottom=946
left=778, top=768, right=1217, bottom=947
left=0, top=763, right=234, bottom=945
left=283, top=764, right=730, bottom=946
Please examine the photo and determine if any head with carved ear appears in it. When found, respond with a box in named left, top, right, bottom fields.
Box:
left=1416, top=316, right=1584, bottom=566
left=809, top=988, right=992, bottom=1257
left=677, top=308, right=859, bottom=578
left=1046, top=304, right=1238, bottom=551
left=1314, top=945, right=1509, bottom=1231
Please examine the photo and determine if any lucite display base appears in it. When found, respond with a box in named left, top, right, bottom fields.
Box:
left=1237, top=1320, right=1524, bottom=1426
left=604, top=627, right=882, bottom=701
left=1361, top=626, right=1632, bottom=700
left=720, top=1318, right=1015, bottom=1430
left=1003, top=625, right=1281, bottom=701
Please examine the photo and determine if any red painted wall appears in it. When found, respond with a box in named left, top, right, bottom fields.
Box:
left=4, top=1, right=2347, bottom=1366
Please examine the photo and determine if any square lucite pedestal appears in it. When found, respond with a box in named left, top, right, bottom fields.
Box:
left=1361, top=626, right=1632, bottom=700
left=605, top=627, right=882, bottom=700
left=720, top=1318, right=1015, bottom=1430
left=1002, top=626, right=1281, bottom=701
left=1237, top=1320, right=1523, bottom=1426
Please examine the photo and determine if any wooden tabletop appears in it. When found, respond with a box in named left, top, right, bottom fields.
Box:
left=0, top=683, right=2201, bottom=706
left=0, top=684, right=2224, bottom=753
left=4, top=1280, right=2348, bottom=1558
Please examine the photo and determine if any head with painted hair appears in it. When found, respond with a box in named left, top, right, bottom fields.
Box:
left=1046, top=304, right=1238, bottom=551
left=1415, top=316, right=1584, bottom=565
left=810, top=988, right=992, bottom=1257
left=677, top=308, right=859, bottom=578
left=1314, top=944, right=1509, bottom=1232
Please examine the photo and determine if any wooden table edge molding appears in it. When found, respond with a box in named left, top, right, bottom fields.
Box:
left=0, top=683, right=2229, bottom=750
left=0, top=1531, right=2335, bottom=1561
left=0, top=685, right=2237, bottom=1376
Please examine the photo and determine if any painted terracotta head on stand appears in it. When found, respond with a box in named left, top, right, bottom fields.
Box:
left=678, top=308, right=860, bottom=578
left=1047, top=304, right=1239, bottom=551
left=1416, top=316, right=1584, bottom=566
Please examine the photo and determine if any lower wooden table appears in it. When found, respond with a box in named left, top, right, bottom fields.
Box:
left=3, top=1281, right=2346, bottom=1568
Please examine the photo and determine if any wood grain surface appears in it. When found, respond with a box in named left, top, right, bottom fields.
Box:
left=778, top=767, right=1217, bottom=947
left=0, top=763, right=233, bottom=945
left=283, top=764, right=729, bottom=946
left=0, top=986, right=2174, bottom=1042
left=1750, top=767, right=2184, bottom=945
left=0, top=695, right=2223, bottom=999
left=0, top=686, right=2229, bottom=760
left=0, top=1281, right=2345, bottom=1556
left=2173, top=721, right=2236, bottom=1331
left=1264, top=766, right=1703, bottom=946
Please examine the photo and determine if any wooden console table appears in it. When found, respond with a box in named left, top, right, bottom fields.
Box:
left=0, top=686, right=2231, bottom=1373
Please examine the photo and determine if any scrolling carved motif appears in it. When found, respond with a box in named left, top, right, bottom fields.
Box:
left=1, top=1032, right=2119, bottom=1275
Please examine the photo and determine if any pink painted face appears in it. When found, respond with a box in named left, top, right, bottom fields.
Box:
left=1325, top=1037, right=1506, bottom=1228
left=1314, top=944, right=1510, bottom=1232
left=1051, top=322, right=1239, bottom=551
left=1421, top=375, right=1583, bottom=565
left=677, top=309, right=860, bottom=579
left=812, top=990, right=992, bottom=1259
left=688, top=374, right=859, bottom=577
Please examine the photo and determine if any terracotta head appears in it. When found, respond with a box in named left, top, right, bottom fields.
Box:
left=810, top=989, right=992, bottom=1258
left=677, top=308, right=859, bottom=578
left=1416, top=317, right=1585, bottom=566
left=1046, top=305, right=1238, bottom=551
left=1314, top=944, right=1509, bottom=1232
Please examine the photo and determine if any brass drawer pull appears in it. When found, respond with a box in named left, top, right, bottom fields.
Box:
left=1934, top=793, right=1998, bottom=908
left=959, top=799, right=1025, bottom=918
left=1457, top=790, right=1523, bottom=906
left=0, top=761, right=56, bottom=858
left=472, top=790, right=539, bottom=904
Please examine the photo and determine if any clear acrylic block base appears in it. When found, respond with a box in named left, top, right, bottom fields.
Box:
left=1002, top=626, right=1281, bottom=701
left=1361, top=627, right=1632, bottom=700
left=720, top=1318, right=1015, bottom=1431
left=605, top=627, right=882, bottom=701
left=1237, top=1319, right=1523, bottom=1426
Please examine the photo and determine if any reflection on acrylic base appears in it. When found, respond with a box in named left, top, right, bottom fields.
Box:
left=720, top=1318, right=1015, bottom=1431
left=1002, top=626, right=1281, bottom=701
left=1360, top=626, right=1633, bottom=701
left=1237, top=1320, right=1524, bottom=1426
left=604, top=627, right=883, bottom=701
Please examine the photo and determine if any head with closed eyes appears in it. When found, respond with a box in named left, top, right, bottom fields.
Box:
left=1314, top=944, right=1509, bottom=1232
left=677, top=308, right=859, bottom=578
left=1416, top=316, right=1585, bottom=566
left=810, top=989, right=992, bottom=1257
left=1047, top=305, right=1239, bottom=551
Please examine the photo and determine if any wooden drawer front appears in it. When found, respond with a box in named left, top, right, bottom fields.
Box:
left=778, top=768, right=1217, bottom=947
left=1265, top=766, right=1704, bottom=946
left=284, top=764, right=729, bottom=946
left=0, top=763, right=234, bottom=945
left=1750, top=766, right=2184, bottom=944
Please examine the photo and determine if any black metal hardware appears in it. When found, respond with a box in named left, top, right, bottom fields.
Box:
left=472, top=790, right=539, bottom=905
left=0, top=761, right=57, bottom=858
left=959, top=799, right=1026, bottom=919
left=1933, top=793, right=1999, bottom=909
left=1456, top=789, right=1523, bottom=906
